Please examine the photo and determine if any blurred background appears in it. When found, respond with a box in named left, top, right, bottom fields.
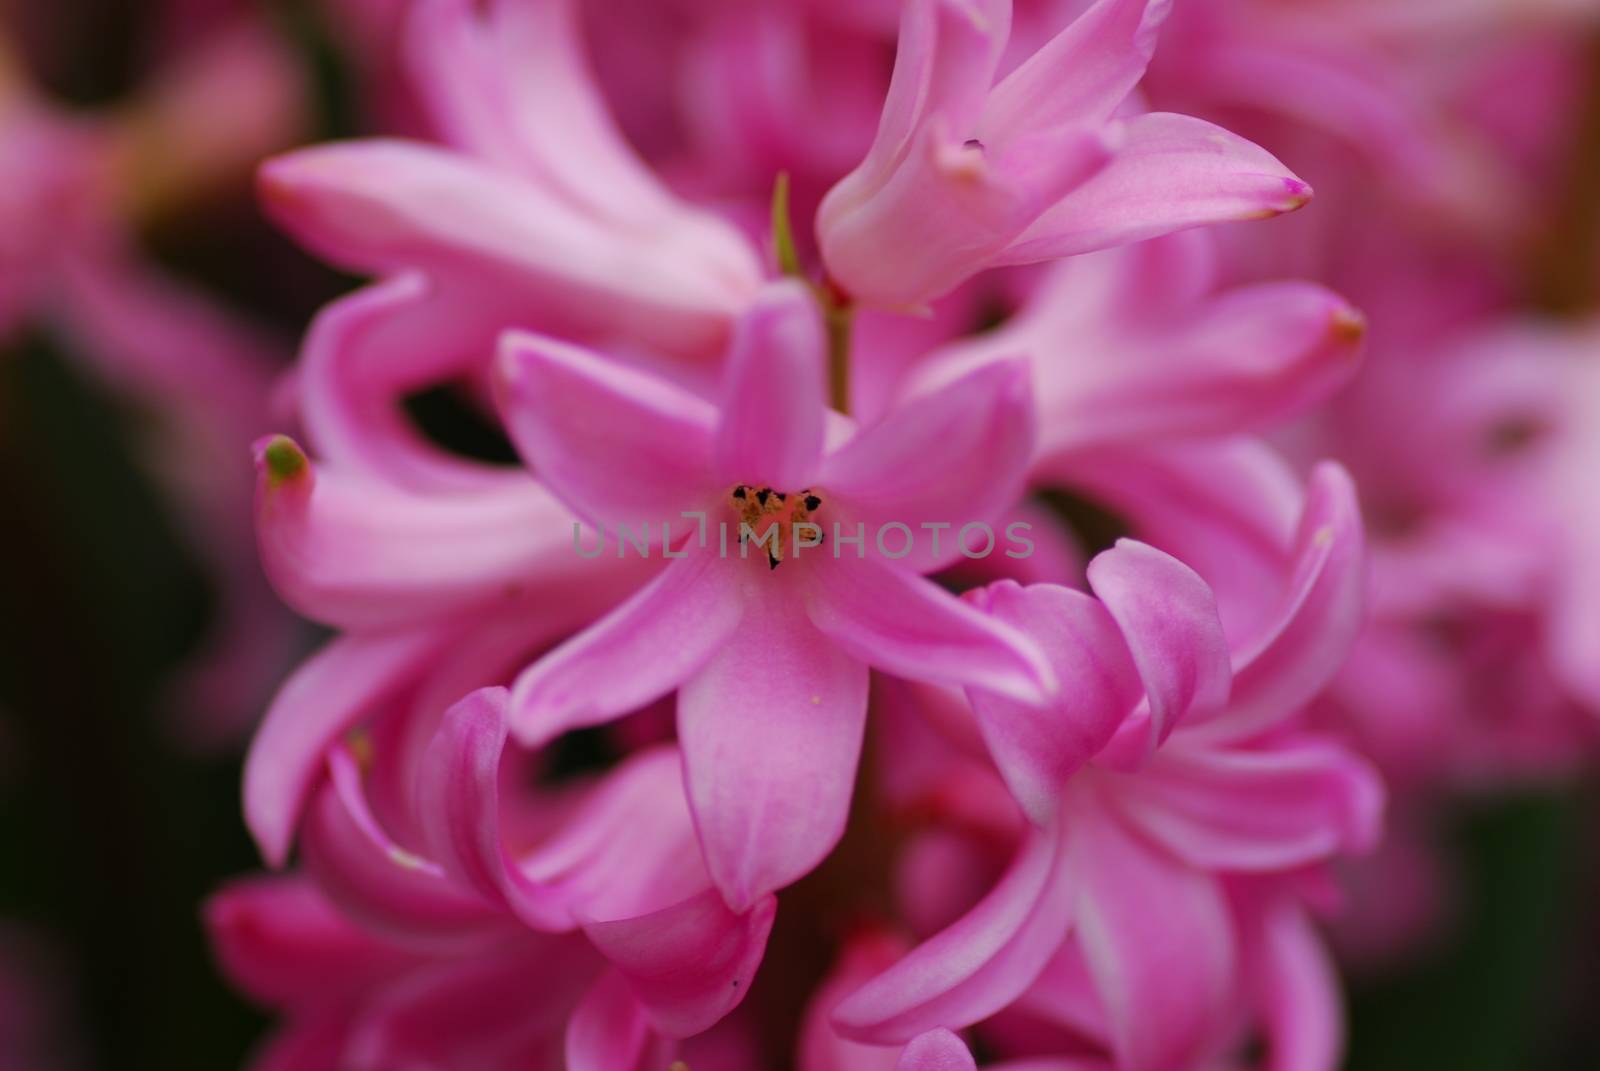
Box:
left=0, top=0, right=1598, bottom=1068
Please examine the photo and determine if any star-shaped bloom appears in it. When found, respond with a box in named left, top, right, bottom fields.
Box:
left=494, top=281, right=1057, bottom=910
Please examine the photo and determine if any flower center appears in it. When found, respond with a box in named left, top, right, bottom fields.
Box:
left=729, top=484, right=824, bottom=570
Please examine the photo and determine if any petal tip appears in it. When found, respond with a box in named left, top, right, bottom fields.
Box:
left=254, top=434, right=309, bottom=490
left=1329, top=304, right=1368, bottom=346
left=1281, top=177, right=1314, bottom=212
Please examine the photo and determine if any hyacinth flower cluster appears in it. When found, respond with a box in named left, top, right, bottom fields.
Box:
left=189, top=0, right=1600, bottom=1067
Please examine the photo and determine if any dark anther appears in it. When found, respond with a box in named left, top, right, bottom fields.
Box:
left=732, top=486, right=747, bottom=500
left=756, top=488, right=772, bottom=506
left=963, top=138, right=984, bottom=150
left=804, top=495, right=822, bottom=511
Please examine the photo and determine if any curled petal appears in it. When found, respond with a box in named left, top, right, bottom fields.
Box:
left=300, top=747, right=505, bottom=942
left=967, top=582, right=1143, bottom=825
left=296, top=275, right=525, bottom=490
left=1196, top=462, right=1366, bottom=742
left=1086, top=539, right=1231, bottom=755
left=517, top=748, right=715, bottom=922
left=415, top=689, right=579, bottom=930
left=895, top=1029, right=978, bottom=1071
left=583, top=889, right=777, bottom=1038
left=421, top=695, right=716, bottom=930
left=833, top=829, right=1074, bottom=1043
left=244, top=626, right=457, bottom=867
left=1114, top=739, right=1385, bottom=872
left=1250, top=901, right=1344, bottom=1071
left=253, top=436, right=577, bottom=630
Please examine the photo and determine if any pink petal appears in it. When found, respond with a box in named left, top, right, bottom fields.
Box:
left=345, top=936, right=596, bottom=1069
left=299, top=746, right=505, bottom=942
left=822, top=0, right=1012, bottom=222
left=517, top=747, right=718, bottom=922
left=565, top=970, right=674, bottom=1071
left=508, top=552, right=745, bottom=746
left=679, top=598, right=870, bottom=910
left=496, top=330, right=718, bottom=532
left=259, top=140, right=745, bottom=356
left=1198, top=463, right=1366, bottom=742
left=832, top=829, right=1074, bottom=1043
left=203, top=875, right=415, bottom=1009
left=821, top=359, right=1035, bottom=573
left=407, top=0, right=760, bottom=269
left=799, top=933, right=910, bottom=1071
left=1085, top=539, right=1231, bottom=754
left=1250, top=901, right=1343, bottom=1071
left=983, top=0, right=1173, bottom=139
left=254, top=138, right=589, bottom=275
left=1036, top=439, right=1303, bottom=645
left=808, top=556, right=1055, bottom=704
left=1002, top=112, right=1311, bottom=264
left=1043, top=283, right=1366, bottom=454
left=253, top=436, right=578, bottom=630
left=713, top=281, right=828, bottom=490
left=1113, top=739, right=1384, bottom=872
left=1073, top=808, right=1236, bottom=1071
left=244, top=626, right=458, bottom=867
left=895, top=1029, right=977, bottom=1071
left=820, top=120, right=1114, bottom=308
left=414, top=688, right=582, bottom=930
left=966, top=582, right=1142, bottom=825
left=583, top=888, right=777, bottom=1038
left=295, top=275, right=527, bottom=489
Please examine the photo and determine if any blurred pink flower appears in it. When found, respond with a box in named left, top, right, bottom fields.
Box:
left=0, top=17, right=307, bottom=741
left=903, top=230, right=1366, bottom=458
left=218, top=684, right=777, bottom=1068
left=831, top=466, right=1381, bottom=1070
left=816, top=0, right=1311, bottom=309
left=262, top=0, right=762, bottom=361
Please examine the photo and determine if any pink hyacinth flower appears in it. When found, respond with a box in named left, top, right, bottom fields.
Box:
left=495, top=280, right=1057, bottom=911
left=207, top=873, right=683, bottom=1070
left=832, top=465, right=1382, bottom=1071
left=816, top=0, right=1311, bottom=309
left=902, top=230, right=1366, bottom=460
left=260, top=0, right=762, bottom=360
left=888, top=886, right=1346, bottom=1071
left=222, top=688, right=776, bottom=1067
